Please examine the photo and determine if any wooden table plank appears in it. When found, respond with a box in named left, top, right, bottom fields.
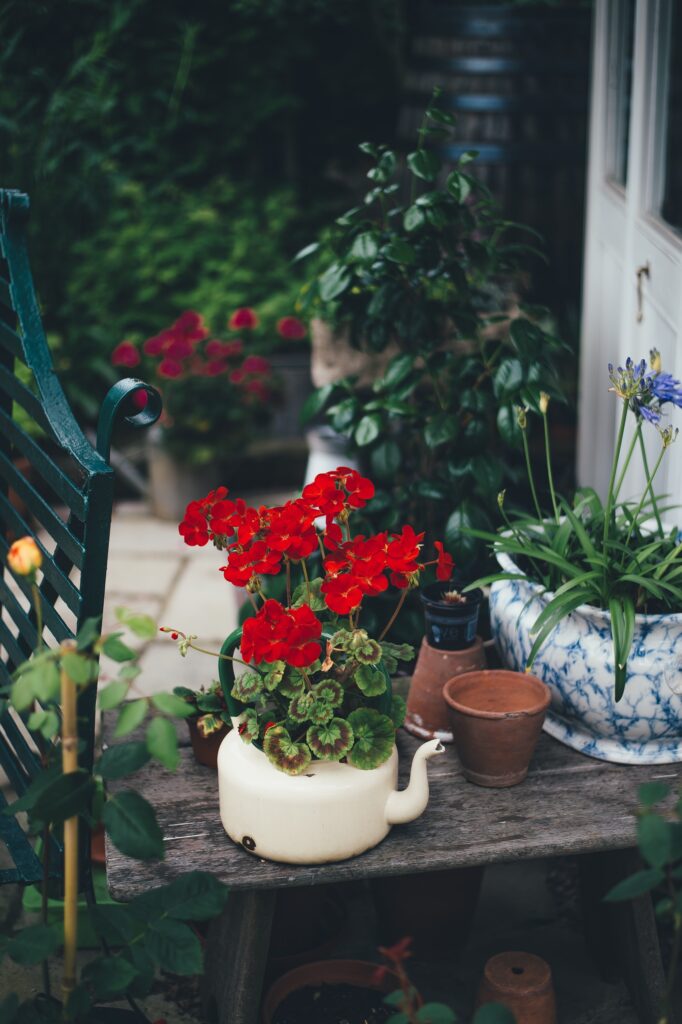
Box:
left=104, top=724, right=681, bottom=901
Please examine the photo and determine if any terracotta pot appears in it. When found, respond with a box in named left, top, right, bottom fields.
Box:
left=261, top=958, right=400, bottom=1024
left=405, top=636, right=486, bottom=742
left=477, top=951, right=556, bottom=1024
left=443, top=670, right=550, bottom=787
left=372, top=865, right=483, bottom=956
left=187, top=717, right=228, bottom=769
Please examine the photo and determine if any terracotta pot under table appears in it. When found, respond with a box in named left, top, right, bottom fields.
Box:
left=405, top=636, right=486, bottom=742
left=261, top=959, right=400, bottom=1024
left=477, top=951, right=557, bottom=1024
left=443, top=669, right=550, bottom=787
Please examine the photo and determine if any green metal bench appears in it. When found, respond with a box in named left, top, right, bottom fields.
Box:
left=0, top=187, right=161, bottom=888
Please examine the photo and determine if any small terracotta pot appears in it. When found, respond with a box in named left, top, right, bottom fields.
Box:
left=261, top=959, right=400, bottom=1024
left=405, top=636, right=486, bottom=742
left=443, top=670, right=550, bottom=787
left=477, top=951, right=557, bottom=1024
left=187, top=717, right=228, bottom=769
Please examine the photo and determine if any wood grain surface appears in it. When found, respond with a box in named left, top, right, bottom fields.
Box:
left=104, top=720, right=681, bottom=901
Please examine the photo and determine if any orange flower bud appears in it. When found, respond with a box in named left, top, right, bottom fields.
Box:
left=7, top=536, right=42, bottom=577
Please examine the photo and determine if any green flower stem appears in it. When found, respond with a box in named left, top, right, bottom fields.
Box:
left=300, top=558, right=312, bottom=604
left=612, top=422, right=641, bottom=503
left=638, top=429, right=664, bottom=536
left=185, top=640, right=253, bottom=673
left=378, top=588, right=409, bottom=642
left=31, top=581, right=43, bottom=649
left=603, top=400, right=630, bottom=564
left=624, top=442, right=667, bottom=549
left=521, top=426, right=543, bottom=523
left=541, top=410, right=559, bottom=524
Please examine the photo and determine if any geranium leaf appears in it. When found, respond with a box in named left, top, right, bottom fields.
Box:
left=288, top=692, right=314, bottom=723
left=238, top=708, right=259, bottom=744
left=263, top=726, right=311, bottom=775
left=306, top=718, right=354, bottom=761
left=354, top=664, right=387, bottom=697
left=347, top=708, right=395, bottom=770
left=231, top=672, right=263, bottom=703
left=390, top=694, right=407, bottom=728
left=312, top=679, right=344, bottom=708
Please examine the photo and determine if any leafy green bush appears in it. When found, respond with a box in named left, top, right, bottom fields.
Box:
left=56, top=178, right=304, bottom=419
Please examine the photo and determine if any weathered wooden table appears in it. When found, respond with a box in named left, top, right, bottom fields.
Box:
left=105, top=726, right=681, bottom=1024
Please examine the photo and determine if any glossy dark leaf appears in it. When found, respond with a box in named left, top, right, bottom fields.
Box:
left=97, top=741, right=150, bottom=781
left=145, top=917, right=203, bottom=974
left=407, top=149, right=441, bottom=181
left=103, top=789, right=164, bottom=860
left=355, top=414, right=382, bottom=447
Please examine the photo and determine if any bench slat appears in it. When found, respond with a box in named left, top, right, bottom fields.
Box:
left=0, top=320, right=23, bottom=360
left=0, top=494, right=81, bottom=616
left=0, top=575, right=39, bottom=650
left=0, top=535, right=75, bottom=642
left=0, top=406, right=86, bottom=516
left=0, top=362, right=51, bottom=433
left=0, top=276, right=13, bottom=313
left=0, top=448, right=85, bottom=568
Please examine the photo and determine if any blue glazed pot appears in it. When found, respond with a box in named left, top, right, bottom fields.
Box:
left=490, top=551, right=682, bottom=764
left=420, top=582, right=482, bottom=650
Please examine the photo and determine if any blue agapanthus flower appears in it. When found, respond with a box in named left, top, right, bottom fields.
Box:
left=609, top=352, right=682, bottom=426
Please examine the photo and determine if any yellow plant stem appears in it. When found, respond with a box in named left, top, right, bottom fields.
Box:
left=60, top=646, right=79, bottom=1010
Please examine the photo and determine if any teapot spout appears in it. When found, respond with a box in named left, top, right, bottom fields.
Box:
left=385, top=738, right=445, bottom=825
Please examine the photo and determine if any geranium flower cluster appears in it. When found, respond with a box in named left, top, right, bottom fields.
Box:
left=178, top=467, right=455, bottom=669
left=111, top=309, right=273, bottom=403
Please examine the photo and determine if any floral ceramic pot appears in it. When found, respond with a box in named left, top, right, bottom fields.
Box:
left=216, top=629, right=445, bottom=864
left=490, top=551, right=682, bottom=764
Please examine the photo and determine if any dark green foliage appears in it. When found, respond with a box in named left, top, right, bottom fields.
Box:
left=0, top=0, right=403, bottom=420
left=299, top=93, right=567, bottom=564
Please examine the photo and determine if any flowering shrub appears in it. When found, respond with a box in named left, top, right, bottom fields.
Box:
left=111, top=307, right=304, bottom=466
left=169, top=468, right=453, bottom=774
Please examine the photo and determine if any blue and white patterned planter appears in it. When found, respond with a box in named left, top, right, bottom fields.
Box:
left=490, top=551, right=682, bottom=764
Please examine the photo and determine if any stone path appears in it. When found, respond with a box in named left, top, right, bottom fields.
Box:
left=101, top=496, right=292, bottom=698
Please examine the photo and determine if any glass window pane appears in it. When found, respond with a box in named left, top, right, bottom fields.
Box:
left=605, top=0, right=635, bottom=186
left=659, top=4, right=682, bottom=233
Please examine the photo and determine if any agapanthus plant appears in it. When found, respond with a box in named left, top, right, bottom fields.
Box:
left=471, top=351, right=682, bottom=700
left=165, top=468, right=454, bottom=774
left=111, top=308, right=277, bottom=465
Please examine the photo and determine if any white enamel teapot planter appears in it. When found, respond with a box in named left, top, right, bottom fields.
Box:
left=217, top=726, right=443, bottom=864
left=218, top=633, right=444, bottom=865
left=172, top=465, right=457, bottom=866
left=490, top=549, right=682, bottom=765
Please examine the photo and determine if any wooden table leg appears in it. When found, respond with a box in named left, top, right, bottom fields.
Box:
left=202, top=888, right=276, bottom=1024
left=579, top=849, right=670, bottom=1024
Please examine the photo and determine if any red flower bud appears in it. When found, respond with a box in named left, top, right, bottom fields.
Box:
left=111, top=340, right=140, bottom=368
left=228, top=307, right=259, bottom=330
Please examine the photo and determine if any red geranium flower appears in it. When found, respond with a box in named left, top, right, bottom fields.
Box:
left=386, top=525, right=424, bottom=578
left=158, top=358, right=184, bottom=379
left=111, top=340, right=140, bottom=368
left=301, top=468, right=375, bottom=521
left=221, top=540, right=282, bottom=588
left=241, top=599, right=321, bottom=667
left=265, top=501, right=318, bottom=560
left=434, top=541, right=454, bottom=581
left=205, top=359, right=228, bottom=376
left=179, top=504, right=210, bottom=547
left=277, top=316, right=307, bottom=340
left=165, top=335, right=194, bottom=361
left=173, top=310, right=208, bottom=343
left=131, top=389, right=149, bottom=411
left=229, top=307, right=259, bottom=330
left=242, top=354, right=270, bottom=374
left=143, top=329, right=175, bottom=356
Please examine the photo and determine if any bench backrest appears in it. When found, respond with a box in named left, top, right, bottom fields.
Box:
left=0, top=188, right=160, bottom=885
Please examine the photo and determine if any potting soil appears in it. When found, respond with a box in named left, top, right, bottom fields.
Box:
left=272, top=982, right=392, bottom=1024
